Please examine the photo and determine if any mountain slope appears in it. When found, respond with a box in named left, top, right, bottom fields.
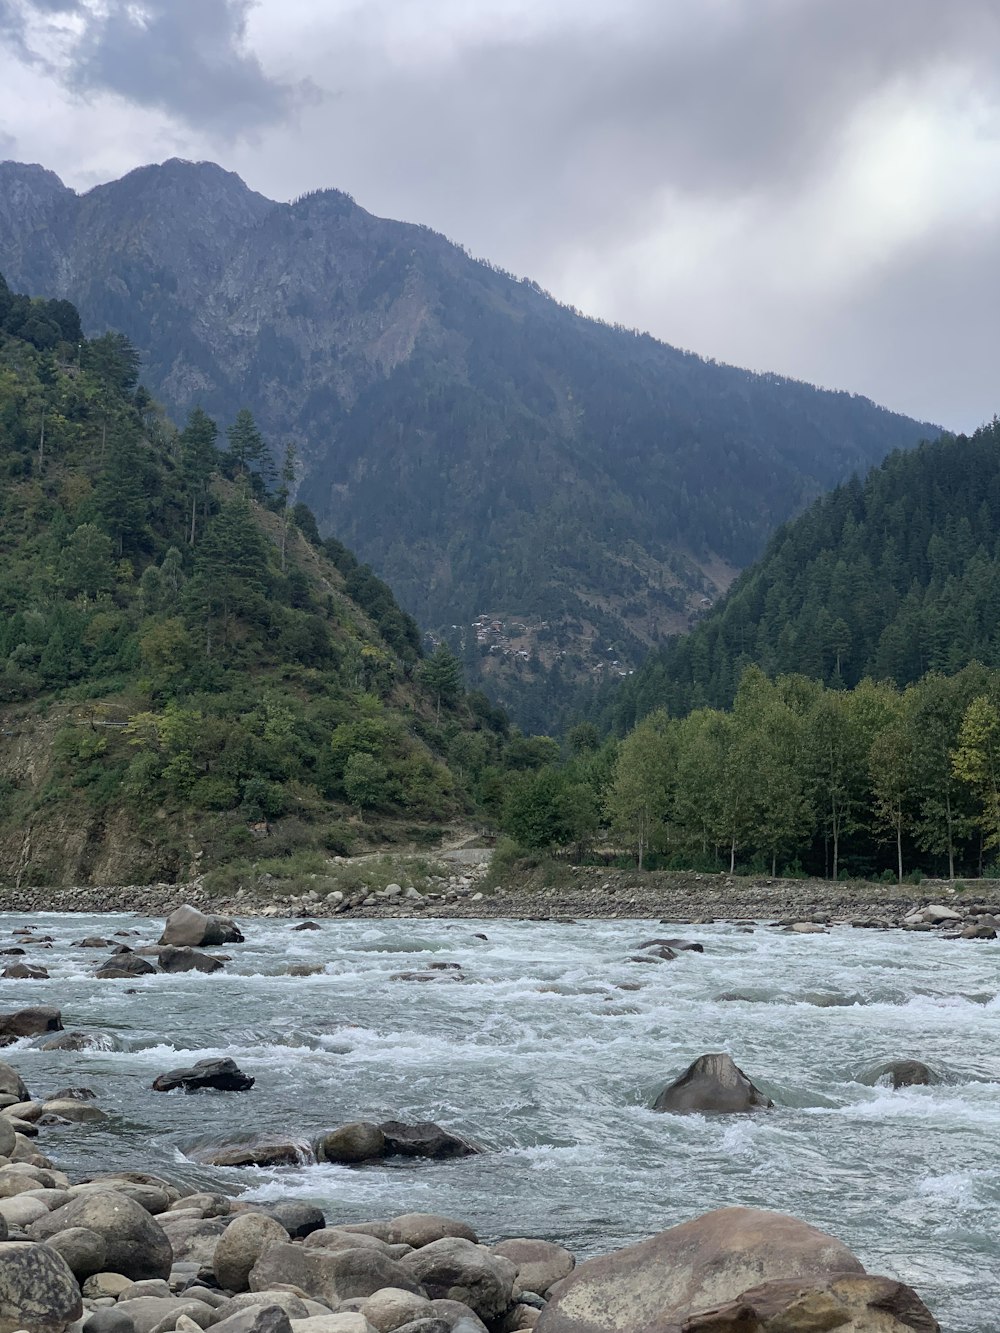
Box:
left=0, top=275, right=501, bottom=886
left=602, top=421, right=1000, bottom=731
left=0, top=158, right=938, bottom=723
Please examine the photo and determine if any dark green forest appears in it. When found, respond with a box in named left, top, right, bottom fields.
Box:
left=0, top=275, right=514, bottom=884
left=600, top=422, right=1000, bottom=733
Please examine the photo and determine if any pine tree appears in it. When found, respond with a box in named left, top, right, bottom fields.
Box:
left=179, top=407, right=219, bottom=545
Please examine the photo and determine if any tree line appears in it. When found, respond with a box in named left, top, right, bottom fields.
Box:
left=498, top=665, right=1000, bottom=882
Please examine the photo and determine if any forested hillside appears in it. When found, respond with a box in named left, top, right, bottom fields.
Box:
left=602, top=422, right=1000, bottom=732
left=0, top=158, right=937, bottom=725
left=0, top=275, right=509, bottom=885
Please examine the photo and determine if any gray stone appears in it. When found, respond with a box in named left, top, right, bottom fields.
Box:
left=0, top=1240, right=82, bottom=1333
left=259, top=1201, right=325, bottom=1239
left=490, top=1240, right=574, bottom=1297
left=427, top=1300, right=488, bottom=1332
left=213, top=1293, right=312, bottom=1322
left=0, top=1120, right=15, bottom=1158
left=318, top=1123, right=385, bottom=1164
left=159, top=906, right=244, bottom=948
left=30, top=1190, right=172, bottom=1280
left=151, top=1058, right=253, bottom=1094
left=214, top=1212, right=290, bottom=1292
left=360, top=1287, right=435, bottom=1332
left=250, top=1242, right=422, bottom=1306
left=157, top=947, right=226, bottom=974
left=0, top=1064, right=29, bottom=1101
left=400, top=1239, right=517, bottom=1322
left=652, top=1053, right=773, bottom=1114
left=377, top=1122, right=478, bottom=1160
left=39, top=1098, right=108, bottom=1123
left=211, top=1305, right=293, bottom=1333
left=387, top=1216, right=478, bottom=1249
left=83, top=1310, right=135, bottom=1333
left=156, top=1215, right=228, bottom=1266
left=0, top=1007, right=62, bottom=1040
left=111, top=1296, right=212, bottom=1333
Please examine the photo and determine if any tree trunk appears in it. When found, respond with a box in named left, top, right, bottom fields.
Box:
left=946, top=792, right=954, bottom=880
left=771, top=852, right=777, bottom=877
left=189, top=494, right=197, bottom=546
left=896, top=814, right=903, bottom=884
left=729, top=835, right=736, bottom=875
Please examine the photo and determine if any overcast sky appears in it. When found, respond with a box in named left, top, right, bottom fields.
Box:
left=2, top=0, right=999, bottom=431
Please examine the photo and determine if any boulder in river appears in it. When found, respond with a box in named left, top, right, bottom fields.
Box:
left=291, top=920, right=322, bottom=931
left=533, top=1206, right=937, bottom=1333
left=157, top=946, right=226, bottom=974
left=652, top=1053, right=773, bottom=1114
left=39, top=1031, right=111, bottom=1052
left=152, top=1058, right=254, bottom=1093
left=160, top=905, right=244, bottom=947
left=203, top=1141, right=307, bottom=1168
left=1, top=963, right=48, bottom=979
left=95, top=954, right=157, bottom=980
left=257, top=1200, right=326, bottom=1239
left=865, top=1059, right=938, bottom=1090
left=318, top=1121, right=387, bottom=1164
left=0, top=1006, right=62, bottom=1042
left=378, top=1120, right=480, bottom=1159
left=0, top=1061, right=29, bottom=1102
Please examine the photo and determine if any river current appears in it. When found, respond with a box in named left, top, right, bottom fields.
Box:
left=1, top=912, right=998, bottom=1331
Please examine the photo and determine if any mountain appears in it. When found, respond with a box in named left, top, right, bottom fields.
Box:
left=0, top=158, right=938, bottom=727
left=0, top=275, right=508, bottom=886
left=602, top=421, right=1000, bottom=732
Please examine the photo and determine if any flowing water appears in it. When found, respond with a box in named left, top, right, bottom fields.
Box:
left=2, top=912, right=998, bottom=1331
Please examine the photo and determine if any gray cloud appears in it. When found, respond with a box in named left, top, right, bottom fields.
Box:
left=3, top=0, right=308, bottom=135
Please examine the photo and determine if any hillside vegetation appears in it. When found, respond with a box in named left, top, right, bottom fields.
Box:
left=603, top=421, right=1000, bottom=731
left=0, top=275, right=510, bottom=886
left=0, top=158, right=936, bottom=726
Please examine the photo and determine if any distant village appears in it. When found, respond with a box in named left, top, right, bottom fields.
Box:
left=428, top=613, right=636, bottom=679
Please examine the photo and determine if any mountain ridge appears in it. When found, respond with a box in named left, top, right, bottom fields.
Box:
left=0, top=157, right=940, bottom=726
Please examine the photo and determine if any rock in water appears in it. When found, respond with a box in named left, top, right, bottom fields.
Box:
left=652, top=1053, right=773, bottom=1114
left=152, top=1058, right=255, bottom=1093
left=95, top=954, right=157, bottom=979
left=157, top=946, right=226, bottom=973
left=533, top=1207, right=938, bottom=1333
left=318, top=1121, right=386, bottom=1163
left=378, top=1120, right=479, bottom=1158
left=865, top=1059, right=938, bottom=1089
left=0, top=1006, right=62, bottom=1041
left=0, top=1241, right=83, bottom=1333
left=160, top=905, right=244, bottom=947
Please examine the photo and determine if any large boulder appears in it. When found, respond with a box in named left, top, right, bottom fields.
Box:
left=319, top=1121, right=386, bottom=1164
left=677, top=1273, right=940, bottom=1332
left=652, top=1054, right=773, bottom=1114
left=378, top=1120, right=479, bottom=1159
left=533, top=1207, right=935, bottom=1333
left=0, top=1006, right=62, bottom=1041
left=258, top=1200, right=325, bottom=1239
left=490, top=1240, right=575, bottom=1297
left=214, top=1212, right=290, bottom=1292
left=43, top=1225, right=108, bottom=1279
left=0, top=1062, right=29, bottom=1101
left=361, top=1288, right=436, bottom=1332
left=152, top=1058, right=254, bottom=1093
left=0, top=1241, right=82, bottom=1333
left=29, top=1189, right=172, bottom=1279
left=388, top=1215, right=478, bottom=1248
left=249, top=1241, right=423, bottom=1305
left=400, top=1238, right=517, bottom=1322
left=202, top=1140, right=306, bottom=1168
left=160, top=905, right=244, bottom=947
left=157, top=946, right=226, bottom=974
left=157, top=1214, right=228, bottom=1266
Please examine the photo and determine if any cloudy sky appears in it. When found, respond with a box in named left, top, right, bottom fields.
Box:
left=1, top=0, right=998, bottom=431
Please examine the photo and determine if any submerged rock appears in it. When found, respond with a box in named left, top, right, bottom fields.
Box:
left=652, top=1053, right=773, bottom=1114
left=95, top=954, right=157, bottom=980
left=864, top=1059, right=939, bottom=1090
left=157, top=946, right=226, bottom=974
left=203, top=1141, right=307, bottom=1168
left=152, top=1057, right=254, bottom=1093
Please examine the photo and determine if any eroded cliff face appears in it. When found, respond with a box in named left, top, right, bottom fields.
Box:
left=0, top=159, right=936, bottom=722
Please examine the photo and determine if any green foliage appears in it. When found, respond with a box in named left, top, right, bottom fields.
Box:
left=0, top=278, right=492, bottom=880
left=606, top=421, right=1000, bottom=729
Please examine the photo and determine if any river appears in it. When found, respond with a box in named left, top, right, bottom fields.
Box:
left=2, top=912, right=997, bottom=1332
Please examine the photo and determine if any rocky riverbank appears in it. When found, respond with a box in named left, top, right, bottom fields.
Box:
left=3, top=866, right=1000, bottom=932
left=0, top=1056, right=942, bottom=1333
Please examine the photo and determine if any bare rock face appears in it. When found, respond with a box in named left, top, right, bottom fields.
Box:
left=159, top=905, right=244, bottom=947
left=652, top=1054, right=773, bottom=1115
left=0, top=1241, right=83, bottom=1333
left=534, top=1207, right=939, bottom=1333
